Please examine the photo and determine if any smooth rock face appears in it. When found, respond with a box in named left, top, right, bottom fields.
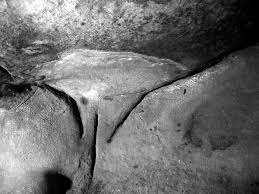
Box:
left=0, top=86, right=82, bottom=193
left=0, top=43, right=258, bottom=193
left=0, top=1, right=258, bottom=193
left=0, top=0, right=257, bottom=68
left=0, top=42, right=258, bottom=193
left=0, top=50, right=189, bottom=193
left=91, top=45, right=259, bottom=193
left=36, top=49, right=189, bottom=154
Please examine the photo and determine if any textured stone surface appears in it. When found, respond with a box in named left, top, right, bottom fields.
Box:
left=36, top=49, right=189, bottom=155
left=0, top=1, right=258, bottom=193
left=0, top=41, right=258, bottom=193
left=0, top=49, right=189, bottom=193
left=0, top=0, right=257, bottom=68
left=90, top=45, right=259, bottom=193
left=0, top=86, right=82, bottom=193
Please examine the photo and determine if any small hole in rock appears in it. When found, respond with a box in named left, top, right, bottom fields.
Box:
left=80, top=97, right=88, bottom=105
left=103, top=96, right=113, bottom=101
left=44, top=171, right=72, bottom=194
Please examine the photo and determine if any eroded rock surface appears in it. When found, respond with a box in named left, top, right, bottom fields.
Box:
left=0, top=86, right=82, bottom=193
left=0, top=43, right=258, bottom=193
left=90, top=45, right=259, bottom=193
left=0, top=0, right=257, bottom=68
left=0, top=1, right=258, bottom=193
left=0, top=50, right=189, bottom=193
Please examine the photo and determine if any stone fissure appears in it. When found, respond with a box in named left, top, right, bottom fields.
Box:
left=0, top=0, right=257, bottom=192
left=90, top=111, right=98, bottom=180
left=106, top=48, right=233, bottom=143
left=0, top=42, right=257, bottom=193
left=41, top=83, right=99, bottom=187
left=41, top=83, right=85, bottom=139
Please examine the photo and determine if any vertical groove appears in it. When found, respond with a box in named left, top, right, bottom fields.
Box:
left=41, top=84, right=85, bottom=138
left=90, top=111, right=98, bottom=179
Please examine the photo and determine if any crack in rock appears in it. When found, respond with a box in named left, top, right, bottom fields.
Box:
left=41, top=83, right=85, bottom=139
left=0, top=43, right=255, bottom=192
left=107, top=51, right=229, bottom=143
left=90, top=111, right=98, bottom=179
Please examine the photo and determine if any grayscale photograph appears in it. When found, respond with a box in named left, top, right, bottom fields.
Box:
left=0, top=0, right=258, bottom=193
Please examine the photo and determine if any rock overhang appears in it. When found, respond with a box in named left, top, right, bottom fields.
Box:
left=0, top=0, right=258, bottom=68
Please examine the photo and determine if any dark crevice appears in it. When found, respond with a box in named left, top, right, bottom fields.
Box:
left=106, top=45, right=248, bottom=143
left=0, top=82, right=36, bottom=110
left=0, top=82, right=32, bottom=97
left=0, top=65, right=14, bottom=82
left=90, top=111, right=98, bottom=179
left=40, top=84, right=84, bottom=139
left=43, top=171, right=72, bottom=194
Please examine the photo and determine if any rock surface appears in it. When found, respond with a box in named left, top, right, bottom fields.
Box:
left=0, top=86, right=82, bottom=193
left=0, top=0, right=257, bottom=68
left=0, top=49, right=189, bottom=193
left=90, top=45, right=259, bottom=193
left=0, top=44, right=258, bottom=193
left=0, top=1, right=258, bottom=193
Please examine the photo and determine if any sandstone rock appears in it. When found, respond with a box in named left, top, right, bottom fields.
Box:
left=0, top=0, right=257, bottom=68
left=91, top=45, right=259, bottom=193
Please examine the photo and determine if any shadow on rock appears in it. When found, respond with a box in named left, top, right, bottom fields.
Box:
left=43, top=171, right=72, bottom=194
